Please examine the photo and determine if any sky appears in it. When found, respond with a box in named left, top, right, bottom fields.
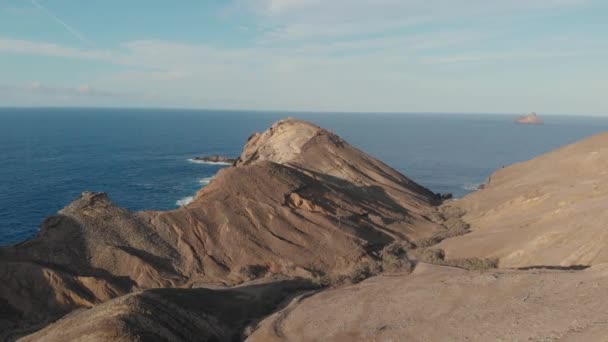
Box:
left=0, top=0, right=607, bottom=114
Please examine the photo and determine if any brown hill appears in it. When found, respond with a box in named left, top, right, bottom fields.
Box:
left=0, top=119, right=445, bottom=338
left=439, top=132, right=608, bottom=267
left=7, top=121, right=608, bottom=342
left=248, top=263, right=608, bottom=341
left=17, top=279, right=316, bottom=342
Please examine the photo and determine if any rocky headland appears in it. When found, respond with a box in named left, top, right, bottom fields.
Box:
left=2, top=119, right=608, bottom=341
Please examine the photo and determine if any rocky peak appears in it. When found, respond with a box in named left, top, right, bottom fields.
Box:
left=236, top=119, right=325, bottom=166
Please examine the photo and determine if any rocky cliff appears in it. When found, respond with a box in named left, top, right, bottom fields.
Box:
left=5, top=119, right=608, bottom=341
left=0, top=119, right=445, bottom=339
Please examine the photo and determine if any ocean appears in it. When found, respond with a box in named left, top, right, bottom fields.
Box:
left=2, top=108, right=608, bottom=246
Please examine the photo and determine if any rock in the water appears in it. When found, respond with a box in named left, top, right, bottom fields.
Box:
left=515, top=112, right=543, bottom=125
left=435, top=193, right=453, bottom=201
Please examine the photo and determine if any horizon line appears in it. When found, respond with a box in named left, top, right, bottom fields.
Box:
left=1, top=106, right=607, bottom=118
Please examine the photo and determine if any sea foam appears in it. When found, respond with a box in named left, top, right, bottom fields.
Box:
left=187, top=158, right=232, bottom=166
left=176, top=196, right=194, bottom=207
left=199, top=176, right=214, bottom=185
left=463, top=183, right=482, bottom=191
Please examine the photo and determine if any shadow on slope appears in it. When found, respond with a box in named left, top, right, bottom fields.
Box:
left=18, top=279, right=318, bottom=342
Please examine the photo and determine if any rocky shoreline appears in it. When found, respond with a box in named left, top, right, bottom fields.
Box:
left=2, top=119, right=608, bottom=341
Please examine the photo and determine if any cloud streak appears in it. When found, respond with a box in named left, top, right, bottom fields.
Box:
left=29, top=0, right=95, bottom=47
left=1, top=81, right=128, bottom=98
left=243, top=0, right=591, bottom=43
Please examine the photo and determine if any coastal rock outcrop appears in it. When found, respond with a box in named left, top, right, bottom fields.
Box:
left=0, top=119, right=444, bottom=338
left=6, top=118, right=608, bottom=341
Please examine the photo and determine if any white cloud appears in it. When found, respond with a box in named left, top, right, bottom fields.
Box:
left=2, top=81, right=128, bottom=98
left=419, top=50, right=591, bottom=65
left=1, top=0, right=605, bottom=113
left=0, top=38, right=110, bottom=60
left=242, top=0, right=591, bottom=42
left=265, top=0, right=320, bottom=13
left=1, top=30, right=605, bottom=112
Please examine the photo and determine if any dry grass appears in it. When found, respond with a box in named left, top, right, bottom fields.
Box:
left=378, top=242, right=413, bottom=273
left=440, top=205, right=466, bottom=219
left=347, top=258, right=383, bottom=284
left=414, top=248, right=446, bottom=264
left=341, top=242, right=415, bottom=284
left=440, top=257, right=499, bottom=271
left=413, top=247, right=498, bottom=271
left=415, top=226, right=470, bottom=248
left=239, top=265, right=269, bottom=280
left=416, top=206, right=471, bottom=248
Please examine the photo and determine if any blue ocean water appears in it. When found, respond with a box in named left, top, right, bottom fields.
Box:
left=2, top=108, right=608, bottom=246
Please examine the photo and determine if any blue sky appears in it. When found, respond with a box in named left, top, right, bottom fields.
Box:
left=0, top=0, right=607, bottom=114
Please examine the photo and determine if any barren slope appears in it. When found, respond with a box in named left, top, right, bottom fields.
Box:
left=0, top=119, right=443, bottom=337
left=18, top=279, right=315, bottom=342
left=8, top=121, right=608, bottom=342
left=248, top=263, right=608, bottom=342
left=439, top=132, right=608, bottom=268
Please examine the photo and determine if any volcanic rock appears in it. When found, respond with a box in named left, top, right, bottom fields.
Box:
left=0, top=119, right=443, bottom=337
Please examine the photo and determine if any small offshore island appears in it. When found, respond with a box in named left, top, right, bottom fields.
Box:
left=515, top=112, right=544, bottom=125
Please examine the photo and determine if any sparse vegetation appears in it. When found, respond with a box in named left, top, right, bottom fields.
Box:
left=439, top=205, right=466, bottom=219
left=344, top=242, right=415, bottom=284
left=378, top=241, right=413, bottom=273
left=416, top=206, right=471, bottom=248
left=415, top=226, right=470, bottom=248
left=414, top=248, right=446, bottom=264
left=307, top=266, right=332, bottom=287
left=239, top=265, right=269, bottom=280
left=413, top=247, right=498, bottom=271
left=443, top=218, right=469, bottom=231
left=348, top=257, right=382, bottom=284
left=440, top=257, right=499, bottom=271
